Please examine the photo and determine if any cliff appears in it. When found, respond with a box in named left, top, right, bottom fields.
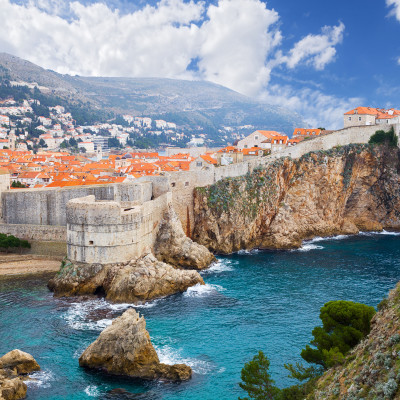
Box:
left=193, top=144, right=400, bottom=253
left=311, top=282, right=400, bottom=399
left=79, top=308, right=191, bottom=382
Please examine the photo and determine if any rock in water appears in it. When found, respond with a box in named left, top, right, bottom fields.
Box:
left=48, top=253, right=204, bottom=302
left=0, top=350, right=40, bottom=400
left=79, top=309, right=192, bottom=382
left=0, top=350, right=40, bottom=375
left=154, top=206, right=215, bottom=270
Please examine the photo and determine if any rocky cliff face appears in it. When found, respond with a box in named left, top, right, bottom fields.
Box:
left=311, top=282, right=400, bottom=399
left=154, top=205, right=215, bottom=270
left=0, top=350, right=40, bottom=400
left=79, top=308, right=192, bottom=382
left=48, top=253, right=204, bottom=303
left=193, top=144, right=400, bottom=253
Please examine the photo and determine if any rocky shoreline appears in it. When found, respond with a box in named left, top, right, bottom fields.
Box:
left=0, top=350, right=40, bottom=400
left=48, top=253, right=205, bottom=303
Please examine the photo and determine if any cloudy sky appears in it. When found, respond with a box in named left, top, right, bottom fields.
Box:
left=1, top=0, right=400, bottom=129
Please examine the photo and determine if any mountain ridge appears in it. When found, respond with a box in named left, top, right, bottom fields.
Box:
left=0, top=52, right=304, bottom=134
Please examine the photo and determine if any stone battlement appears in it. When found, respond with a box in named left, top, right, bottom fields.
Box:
left=67, top=192, right=172, bottom=264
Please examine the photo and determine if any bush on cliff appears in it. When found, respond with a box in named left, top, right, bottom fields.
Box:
left=369, top=127, right=398, bottom=147
left=300, top=300, right=375, bottom=369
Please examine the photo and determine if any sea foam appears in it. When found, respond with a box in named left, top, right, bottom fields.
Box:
left=183, top=283, right=225, bottom=298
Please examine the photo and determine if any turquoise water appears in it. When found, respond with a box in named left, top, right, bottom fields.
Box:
left=1, top=232, right=400, bottom=399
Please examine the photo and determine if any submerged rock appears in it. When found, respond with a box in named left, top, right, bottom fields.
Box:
left=0, top=350, right=40, bottom=400
left=154, top=205, right=215, bottom=270
left=48, top=253, right=204, bottom=303
left=79, top=309, right=192, bottom=382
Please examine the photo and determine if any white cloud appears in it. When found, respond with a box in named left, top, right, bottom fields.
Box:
left=0, top=0, right=348, bottom=128
left=259, top=85, right=362, bottom=130
left=197, top=0, right=281, bottom=96
left=387, top=0, right=400, bottom=21
left=281, top=23, right=345, bottom=70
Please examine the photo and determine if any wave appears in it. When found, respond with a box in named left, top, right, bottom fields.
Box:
left=237, top=249, right=260, bottom=255
left=84, top=385, right=100, bottom=397
left=62, top=298, right=130, bottom=331
left=360, top=230, right=400, bottom=236
left=292, top=243, right=324, bottom=252
left=183, top=283, right=226, bottom=298
left=26, top=370, right=54, bottom=388
left=154, top=345, right=214, bottom=375
left=203, top=260, right=234, bottom=274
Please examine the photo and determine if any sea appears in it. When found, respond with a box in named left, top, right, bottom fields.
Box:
left=1, top=232, right=400, bottom=400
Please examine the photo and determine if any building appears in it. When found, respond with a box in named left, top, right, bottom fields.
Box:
left=189, top=154, right=217, bottom=171
left=292, top=128, right=322, bottom=138
left=344, top=107, right=400, bottom=128
left=215, top=146, right=244, bottom=165
left=78, top=141, right=95, bottom=153
left=92, top=136, right=109, bottom=152
left=237, top=130, right=288, bottom=151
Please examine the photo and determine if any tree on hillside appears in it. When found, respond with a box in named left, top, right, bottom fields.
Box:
left=38, top=138, right=47, bottom=148
left=300, top=300, right=375, bottom=369
left=369, top=126, right=398, bottom=147
left=239, top=351, right=280, bottom=400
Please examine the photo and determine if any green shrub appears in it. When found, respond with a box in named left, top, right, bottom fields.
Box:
left=369, top=127, right=398, bottom=147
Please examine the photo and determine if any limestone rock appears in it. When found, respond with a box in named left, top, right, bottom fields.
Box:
left=154, top=205, right=215, bottom=270
left=79, top=308, right=192, bottom=382
left=193, top=144, right=400, bottom=253
left=0, top=350, right=40, bottom=375
left=48, top=253, right=204, bottom=303
left=0, top=350, right=40, bottom=400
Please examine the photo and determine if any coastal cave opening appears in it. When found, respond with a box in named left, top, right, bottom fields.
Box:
left=94, top=286, right=106, bottom=297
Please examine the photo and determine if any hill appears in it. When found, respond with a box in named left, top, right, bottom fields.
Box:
left=0, top=53, right=303, bottom=136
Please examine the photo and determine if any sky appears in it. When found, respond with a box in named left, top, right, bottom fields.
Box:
left=1, top=0, right=400, bottom=129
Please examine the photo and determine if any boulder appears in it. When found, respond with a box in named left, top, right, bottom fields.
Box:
left=0, top=350, right=40, bottom=375
left=79, top=308, right=192, bottom=382
left=48, top=253, right=204, bottom=303
left=154, top=206, right=215, bottom=270
left=0, top=350, right=40, bottom=400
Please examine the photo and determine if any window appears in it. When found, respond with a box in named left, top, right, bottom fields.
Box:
left=185, top=182, right=189, bottom=187
left=89, top=241, right=93, bottom=245
left=171, top=182, right=176, bottom=187
left=196, top=162, right=202, bottom=167
left=348, top=117, right=351, bottom=121
left=359, top=117, right=361, bottom=121
left=244, top=145, right=248, bottom=148
left=255, top=135, right=259, bottom=140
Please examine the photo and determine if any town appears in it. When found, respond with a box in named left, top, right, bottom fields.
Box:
left=0, top=80, right=399, bottom=189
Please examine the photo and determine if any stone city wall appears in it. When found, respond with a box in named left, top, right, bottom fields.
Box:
left=1, top=123, right=398, bottom=242
left=2, top=181, right=152, bottom=226
left=0, top=223, right=66, bottom=241
left=67, top=192, right=171, bottom=264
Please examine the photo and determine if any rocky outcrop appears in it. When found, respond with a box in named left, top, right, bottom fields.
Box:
left=79, top=308, right=192, bottom=382
left=0, top=350, right=40, bottom=400
left=193, top=144, right=400, bottom=253
left=48, top=253, right=204, bottom=303
left=154, top=205, right=215, bottom=270
left=310, top=281, right=400, bottom=399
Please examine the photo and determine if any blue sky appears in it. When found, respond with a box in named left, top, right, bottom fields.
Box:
left=2, top=0, right=400, bottom=128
